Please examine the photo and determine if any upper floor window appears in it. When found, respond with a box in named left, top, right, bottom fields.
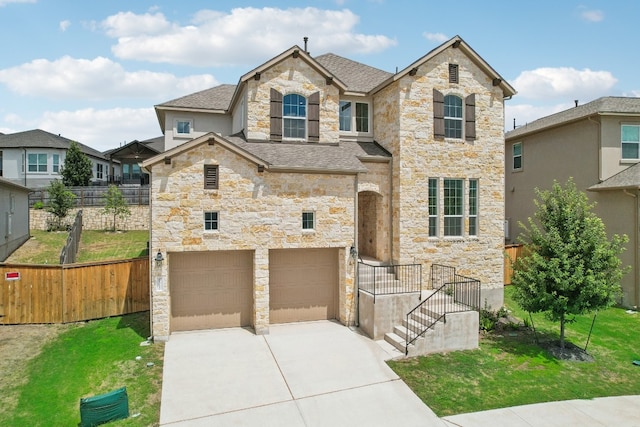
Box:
left=28, top=153, right=47, bottom=173
left=283, top=94, right=307, bottom=139
left=0, top=150, right=3, bottom=177
left=339, top=101, right=369, bottom=133
left=434, top=89, right=476, bottom=141
left=96, top=163, right=104, bottom=179
left=52, top=154, right=60, bottom=173
left=622, top=125, right=640, bottom=159
left=175, top=119, right=192, bottom=136
left=513, top=142, right=522, bottom=170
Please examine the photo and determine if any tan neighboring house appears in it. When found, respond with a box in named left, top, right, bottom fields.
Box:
left=505, top=97, right=640, bottom=308
left=143, top=35, right=516, bottom=351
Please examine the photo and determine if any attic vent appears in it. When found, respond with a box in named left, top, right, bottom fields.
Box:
left=204, top=165, right=219, bottom=189
left=449, top=64, right=459, bottom=84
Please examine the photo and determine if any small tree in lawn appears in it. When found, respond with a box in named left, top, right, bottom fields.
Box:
left=61, top=141, right=93, bottom=186
left=511, top=179, right=628, bottom=350
left=45, top=179, right=76, bottom=231
left=102, top=185, right=130, bottom=231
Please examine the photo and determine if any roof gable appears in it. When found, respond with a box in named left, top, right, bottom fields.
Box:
left=0, top=129, right=107, bottom=160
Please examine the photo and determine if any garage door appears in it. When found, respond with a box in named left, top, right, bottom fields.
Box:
left=269, top=248, right=338, bottom=324
left=169, top=250, right=253, bottom=332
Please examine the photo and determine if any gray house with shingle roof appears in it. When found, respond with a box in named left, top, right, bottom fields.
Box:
left=144, top=36, right=516, bottom=353
left=505, top=96, right=640, bottom=308
left=0, top=129, right=120, bottom=188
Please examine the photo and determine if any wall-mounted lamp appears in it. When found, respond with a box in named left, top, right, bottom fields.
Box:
left=155, top=251, right=164, bottom=262
left=408, top=67, right=418, bottom=76
left=254, top=72, right=261, bottom=81
left=350, top=246, right=358, bottom=260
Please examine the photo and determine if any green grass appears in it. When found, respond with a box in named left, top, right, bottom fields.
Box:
left=5, top=230, right=148, bottom=264
left=389, top=286, right=640, bottom=416
left=3, top=312, right=164, bottom=427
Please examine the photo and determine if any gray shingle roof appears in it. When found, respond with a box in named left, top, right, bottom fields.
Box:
left=589, top=162, right=640, bottom=191
left=315, top=53, right=392, bottom=93
left=225, top=135, right=367, bottom=173
left=506, top=97, right=640, bottom=140
left=157, top=84, right=237, bottom=111
left=0, top=129, right=107, bottom=160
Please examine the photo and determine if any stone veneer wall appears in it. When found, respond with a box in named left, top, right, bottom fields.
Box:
left=245, top=56, right=340, bottom=143
left=30, top=206, right=149, bottom=231
left=149, top=141, right=357, bottom=339
left=374, top=47, right=506, bottom=309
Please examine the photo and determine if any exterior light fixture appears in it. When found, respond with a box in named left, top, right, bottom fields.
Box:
left=350, top=246, right=358, bottom=260
left=155, top=251, right=164, bottom=262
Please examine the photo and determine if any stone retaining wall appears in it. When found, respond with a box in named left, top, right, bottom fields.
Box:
left=30, top=206, right=149, bottom=231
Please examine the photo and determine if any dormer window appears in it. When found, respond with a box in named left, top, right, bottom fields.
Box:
left=283, top=94, right=306, bottom=139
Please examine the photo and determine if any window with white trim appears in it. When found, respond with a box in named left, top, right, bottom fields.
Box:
left=513, top=142, right=522, bottom=170
left=302, top=211, right=315, bottom=230
left=340, top=100, right=370, bottom=133
left=175, top=119, right=193, bottom=136
left=622, top=124, right=640, bottom=160
left=52, top=154, right=60, bottom=173
left=428, top=178, right=438, bottom=237
left=283, top=94, right=306, bottom=139
left=444, top=95, right=463, bottom=139
left=27, top=153, right=47, bottom=172
left=96, top=163, right=104, bottom=179
left=443, top=178, right=463, bottom=236
left=204, top=211, right=219, bottom=231
left=468, top=179, right=478, bottom=236
left=0, top=151, right=3, bottom=177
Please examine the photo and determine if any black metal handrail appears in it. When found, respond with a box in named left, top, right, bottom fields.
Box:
left=405, top=264, right=481, bottom=355
left=357, top=261, right=422, bottom=302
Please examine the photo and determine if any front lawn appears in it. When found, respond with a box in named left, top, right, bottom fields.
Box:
left=389, top=286, right=640, bottom=416
left=1, top=312, right=163, bottom=426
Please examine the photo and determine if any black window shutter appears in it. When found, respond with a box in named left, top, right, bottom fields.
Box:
left=204, top=165, right=218, bottom=189
left=308, top=91, right=320, bottom=142
left=270, top=88, right=283, bottom=142
left=465, top=94, right=476, bottom=141
left=433, top=89, right=444, bottom=138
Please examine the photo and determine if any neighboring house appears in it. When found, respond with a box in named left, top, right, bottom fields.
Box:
left=0, top=129, right=119, bottom=188
left=143, top=35, right=516, bottom=343
left=505, top=97, right=640, bottom=308
left=104, top=136, right=164, bottom=185
left=0, top=177, right=29, bottom=261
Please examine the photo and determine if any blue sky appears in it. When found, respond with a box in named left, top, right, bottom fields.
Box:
left=0, top=0, right=635, bottom=152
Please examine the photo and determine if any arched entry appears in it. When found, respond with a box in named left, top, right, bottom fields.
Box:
left=358, top=191, right=381, bottom=259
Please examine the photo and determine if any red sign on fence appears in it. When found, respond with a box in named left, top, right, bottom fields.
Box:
left=5, top=272, right=20, bottom=281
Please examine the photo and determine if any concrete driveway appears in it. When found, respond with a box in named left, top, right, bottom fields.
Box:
left=159, top=320, right=445, bottom=426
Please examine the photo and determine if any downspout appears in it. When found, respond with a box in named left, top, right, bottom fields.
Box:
left=22, top=148, right=27, bottom=187
left=354, top=173, right=359, bottom=326
left=587, top=116, right=602, bottom=181
left=624, top=189, right=640, bottom=308
left=389, top=156, right=394, bottom=264
left=141, top=164, right=154, bottom=339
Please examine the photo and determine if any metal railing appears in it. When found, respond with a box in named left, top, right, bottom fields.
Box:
left=60, top=210, right=83, bottom=264
left=405, top=264, right=481, bottom=354
left=357, top=261, right=422, bottom=302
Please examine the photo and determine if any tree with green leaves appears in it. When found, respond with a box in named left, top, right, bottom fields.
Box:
left=61, top=141, right=93, bottom=186
left=102, top=185, right=131, bottom=231
left=45, top=179, right=76, bottom=231
left=511, top=179, right=628, bottom=349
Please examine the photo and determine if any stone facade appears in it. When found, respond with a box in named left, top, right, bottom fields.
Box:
left=30, top=206, right=149, bottom=231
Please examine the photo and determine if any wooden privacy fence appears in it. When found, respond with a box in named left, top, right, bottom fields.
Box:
left=0, top=257, right=149, bottom=324
left=504, top=244, right=524, bottom=285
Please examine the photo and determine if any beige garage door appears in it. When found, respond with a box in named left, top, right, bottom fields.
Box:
left=169, top=250, right=253, bottom=332
left=269, top=248, right=338, bottom=324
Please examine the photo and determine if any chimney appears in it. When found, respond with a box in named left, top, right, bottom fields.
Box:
left=303, top=37, right=308, bottom=53
left=575, top=100, right=579, bottom=107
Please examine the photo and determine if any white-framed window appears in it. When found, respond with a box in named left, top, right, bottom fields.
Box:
left=302, top=211, right=315, bottom=230
left=96, top=163, right=104, bottom=179
left=444, top=178, right=463, bottom=236
left=468, top=179, right=478, bottom=236
left=52, top=154, right=60, bottom=173
left=339, top=100, right=370, bottom=133
left=428, top=178, right=438, bottom=237
left=27, top=153, right=47, bottom=173
left=0, top=150, right=3, bottom=177
left=513, top=142, right=522, bottom=170
left=283, top=94, right=306, bottom=139
left=621, top=124, right=640, bottom=160
left=204, top=211, right=219, bottom=231
left=444, top=95, right=463, bottom=139
left=175, top=119, right=193, bottom=136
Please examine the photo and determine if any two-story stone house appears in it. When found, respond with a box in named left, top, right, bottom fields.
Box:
left=142, top=36, right=515, bottom=343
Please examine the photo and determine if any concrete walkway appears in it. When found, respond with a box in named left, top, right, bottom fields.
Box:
left=159, top=321, right=444, bottom=426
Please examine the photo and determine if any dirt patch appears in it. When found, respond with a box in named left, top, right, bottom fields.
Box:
left=0, top=323, right=72, bottom=418
left=540, top=340, right=595, bottom=362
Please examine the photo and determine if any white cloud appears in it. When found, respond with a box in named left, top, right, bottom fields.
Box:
left=39, top=107, right=160, bottom=152
left=511, top=67, right=617, bottom=101
left=59, top=20, right=71, bottom=32
left=0, top=0, right=35, bottom=6
left=423, top=32, right=448, bottom=43
left=0, top=56, right=217, bottom=100
left=579, top=8, right=604, bottom=22
left=102, top=7, right=396, bottom=67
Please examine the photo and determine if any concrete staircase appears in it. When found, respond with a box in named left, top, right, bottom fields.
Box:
left=357, top=257, right=401, bottom=294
